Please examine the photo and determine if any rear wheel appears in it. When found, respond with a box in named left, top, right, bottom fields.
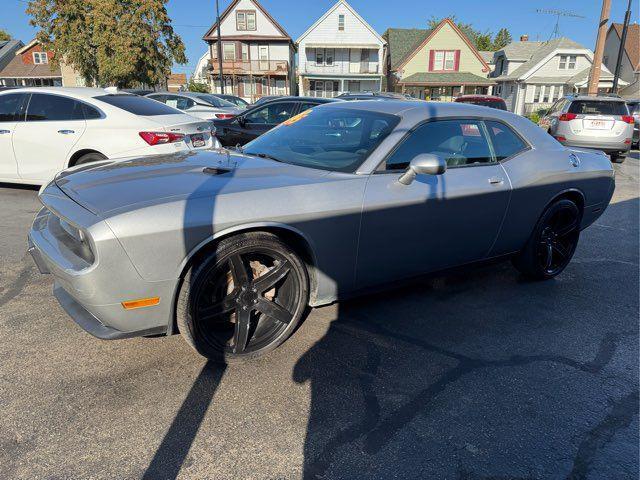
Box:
left=512, top=199, right=581, bottom=280
left=177, top=232, right=309, bottom=363
left=73, top=152, right=107, bottom=166
left=610, top=154, right=625, bottom=164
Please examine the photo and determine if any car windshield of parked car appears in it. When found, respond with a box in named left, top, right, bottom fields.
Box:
left=193, top=93, right=236, bottom=108
left=568, top=101, right=628, bottom=116
left=94, top=94, right=181, bottom=116
left=243, top=107, right=400, bottom=173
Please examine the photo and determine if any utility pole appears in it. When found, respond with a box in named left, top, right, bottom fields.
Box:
left=216, top=0, right=225, bottom=94
left=612, top=0, right=632, bottom=92
left=588, top=0, right=611, bottom=95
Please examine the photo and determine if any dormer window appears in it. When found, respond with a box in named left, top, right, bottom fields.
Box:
left=559, top=55, right=576, bottom=70
left=33, top=52, right=48, bottom=64
left=237, top=10, right=256, bottom=31
left=338, top=14, right=345, bottom=31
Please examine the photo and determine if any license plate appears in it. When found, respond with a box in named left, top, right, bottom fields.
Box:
left=191, top=134, right=205, bottom=148
left=587, top=120, right=606, bottom=129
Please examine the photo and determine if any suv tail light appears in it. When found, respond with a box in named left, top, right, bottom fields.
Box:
left=215, top=113, right=235, bottom=119
left=139, top=131, right=185, bottom=146
left=621, top=115, right=634, bottom=124
left=559, top=113, right=577, bottom=122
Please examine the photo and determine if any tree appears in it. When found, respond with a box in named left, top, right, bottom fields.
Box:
left=475, top=33, right=493, bottom=51
left=0, top=29, right=11, bottom=41
left=27, top=0, right=187, bottom=88
left=188, top=79, right=210, bottom=93
left=492, top=28, right=513, bottom=51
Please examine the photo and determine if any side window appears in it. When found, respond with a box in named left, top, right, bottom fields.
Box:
left=165, top=96, right=193, bottom=111
left=298, top=102, right=319, bottom=114
left=0, top=93, right=27, bottom=122
left=485, top=121, right=527, bottom=161
left=25, top=94, right=84, bottom=121
left=81, top=103, right=102, bottom=120
left=148, top=95, right=167, bottom=104
left=384, top=119, right=494, bottom=171
left=245, top=102, right=297, bottom=125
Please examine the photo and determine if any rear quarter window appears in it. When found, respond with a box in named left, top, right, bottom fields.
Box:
left=568, top=100, right=629, bottom=116
left=94, top=94, right=181, bottom=116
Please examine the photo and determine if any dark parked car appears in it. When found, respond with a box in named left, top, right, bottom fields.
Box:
left=455, top=95, right=507, bottom=110
left=626, top=99, right=639, bottom=148
left=337, top=92, right=410, bottom=101
left=212, top=96, right=337, bottom=146
left=252, top=95, right=284, bottom=107
left=120, top=89, right=156, bottom=96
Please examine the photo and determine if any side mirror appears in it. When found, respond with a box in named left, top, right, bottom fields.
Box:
left=398, top=154, right=447, bottom=185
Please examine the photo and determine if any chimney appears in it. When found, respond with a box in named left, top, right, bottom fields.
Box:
left=520, top=34, right=529, bottom=42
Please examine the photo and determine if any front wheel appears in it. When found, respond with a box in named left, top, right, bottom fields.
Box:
left=512, top=199, right=581, bottom=280
left=177, top=232, right=309, bottom=363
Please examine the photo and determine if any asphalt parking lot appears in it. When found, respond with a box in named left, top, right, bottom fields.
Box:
left=1, top=153, right=638, bottom=480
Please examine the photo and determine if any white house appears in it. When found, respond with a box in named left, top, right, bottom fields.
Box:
left=491, top=36, right=627, bottom=115
left=202, top=0, right=296, bottom=102
left=296, top=0, right=386, bottom=97
left=191, top=50, right=211, bottom=84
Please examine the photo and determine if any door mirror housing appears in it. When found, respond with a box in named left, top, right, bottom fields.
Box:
left=398, top=154, right=447, bottom=185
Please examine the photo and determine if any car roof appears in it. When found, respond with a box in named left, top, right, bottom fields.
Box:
left=565, top=95, right=626, bottom=102
left=259, top=96, right=339, bottom=104
left=456, top=94, right=504, bottom=100
left=0, top=86, right=114, bottom=98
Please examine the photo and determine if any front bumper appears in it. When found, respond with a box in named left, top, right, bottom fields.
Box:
left=28, top=183, right=175, bottom=339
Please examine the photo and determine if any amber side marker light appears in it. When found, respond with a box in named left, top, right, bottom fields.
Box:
left=122, top=297, right=160, bottom=310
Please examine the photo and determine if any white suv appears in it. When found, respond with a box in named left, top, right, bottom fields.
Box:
left=0, top=87, right=221, bottom=185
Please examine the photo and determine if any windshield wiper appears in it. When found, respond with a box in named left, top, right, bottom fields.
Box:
left=246, top=152, right=285, bottom=163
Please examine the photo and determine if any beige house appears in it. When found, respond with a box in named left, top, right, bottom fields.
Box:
left=603, top=23, right=639, bottom=98
left=383, top=19, right=494, bottom=100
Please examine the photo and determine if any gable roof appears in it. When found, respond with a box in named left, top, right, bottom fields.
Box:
left=610, top=22, right=640, bottom=71
left=392, top=19, right=491, bottom=73
left=383, top=28, right=431, bottom=70
left=0, top=53, right=61, bottom=78
left=0, top=39, right=23, bottom=60
left=296, top=0, right=385, bottom=45
left=478, top=51, right=495, bottom=64
left=203, top=0, right=291, bottom=41
left=15, top=39, right=41, bottom=55
left=495, top=37, right=587, bottom=80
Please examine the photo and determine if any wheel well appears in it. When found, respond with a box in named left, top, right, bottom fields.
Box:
left=68, top=149, right=104, bottom=167
left=171, top=226, right=318, bottom=335
left=555, top=190, right=585, bottom=215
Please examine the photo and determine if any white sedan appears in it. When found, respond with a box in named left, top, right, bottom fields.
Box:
left=0, top=87, right=221, bottom=185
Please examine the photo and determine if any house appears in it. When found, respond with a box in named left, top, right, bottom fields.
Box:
left=603, top=22, right=639, bottom=98
left=383, top=19, right=495, bottom=101
left=202, top=0, right=296, bottom=102
left=192, top=50, right=212, bottom=85
left=296, top=0, right=385, bottom=98
left=0, top=39, right=24, bottom=72
left=0, top=39, right=85, bottom=88
left=167, top=73, right=187, bottom=92
left=490, top=36, right=627, bottom=115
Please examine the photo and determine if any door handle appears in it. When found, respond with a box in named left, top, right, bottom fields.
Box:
left=0, top=129, right=10, bottom=134
left=58, top=129, right=75, bottom=135
left=488, top=177, right=504, bottom=185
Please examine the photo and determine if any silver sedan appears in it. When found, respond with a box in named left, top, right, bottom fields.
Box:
left=28, top=101, right=615, bottom=362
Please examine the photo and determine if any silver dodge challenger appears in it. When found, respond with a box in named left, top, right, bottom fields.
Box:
left=28, top=101, right=615, bottom=362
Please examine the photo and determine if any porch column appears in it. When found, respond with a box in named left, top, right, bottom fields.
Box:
left=341, top=79, right=345, bottom=94
left=460, top=85, right=465, bottom=95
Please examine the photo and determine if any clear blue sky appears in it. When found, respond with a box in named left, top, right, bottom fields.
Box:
left=3, top=0, right=638, bottom=77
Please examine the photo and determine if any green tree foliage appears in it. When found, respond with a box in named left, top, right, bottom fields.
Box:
left=27, top=0, right=186, bottom=88
left=427, top=16, right=511, bottom=52
left=492, top=28, right=513, bottom=51
left=0, top=29, right=11, bottom=41
left=187, top=79, right=210, bottom=93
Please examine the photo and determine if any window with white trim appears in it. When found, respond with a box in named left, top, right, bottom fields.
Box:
left=223, top=43, right=236, bottom=61
left=236, top=10, right=256, bottom=31
left=432, top=50, right=456, bottom=71
left=338, top=14, right=345, bottom=31
left=559, top=55, right=577, bottom=70
left=314, top=48, right=334, bottom=66
left=33, top=52, right=48, bottom=64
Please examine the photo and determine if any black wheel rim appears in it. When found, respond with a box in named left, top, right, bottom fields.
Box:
left=536, top=204, right=580, bottom=276
left=193, top=247, right=301, bottom=354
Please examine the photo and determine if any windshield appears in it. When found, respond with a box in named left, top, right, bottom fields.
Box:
left=568, top=100, right=628, bottom=116
left=459, top=98, right=507, bottom=110
left=243, top=107, right=400, bottom=173
left=192, top=93, right=236, bottom=108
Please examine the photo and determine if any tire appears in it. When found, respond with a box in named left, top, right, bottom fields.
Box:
left=512, top=199, right=581, bottom=280
left=610, top=154, right=625, bottom=164
left=176, top=232, right=309, bottom=363
left=73, top=152, right=107, bottom=166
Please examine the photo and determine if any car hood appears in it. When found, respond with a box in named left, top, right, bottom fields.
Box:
left=55, top=150, right=332, bottom=215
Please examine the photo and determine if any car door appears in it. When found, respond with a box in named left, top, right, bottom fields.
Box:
left=12, top=93, right=87, bottom=182
left=356, top=118, right=511, bottom=288
left=0, top=92, right=28, bottom=181
left=237, top=101, right=299, bottom=144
